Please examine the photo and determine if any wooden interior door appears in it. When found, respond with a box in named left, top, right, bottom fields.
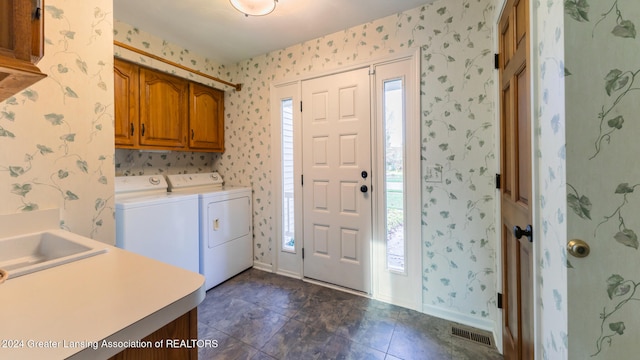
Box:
left=498, top=0, right=534, bottom=359
left=301, top=68, right=372, bottom=293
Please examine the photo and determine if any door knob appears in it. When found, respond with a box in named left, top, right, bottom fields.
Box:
left=513, top=225, right=533, bottom=242
left=567, top=239, right=590, bottom=258
left=360, top=185, right=368, bottom=193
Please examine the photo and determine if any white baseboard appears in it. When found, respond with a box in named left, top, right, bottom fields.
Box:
left=493, top=312, right=503, bottom=354
left=303, top=278, right=371, bottom=298
left=275, top=269, right=302, bottom=280
left=422, top=303, right=495, bottom=333
left=252, top=261, right=273, bottom=273
left=373, top=294, right=421, bottom=312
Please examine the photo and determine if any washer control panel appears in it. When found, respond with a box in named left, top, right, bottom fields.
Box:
left=166, top=172, right=224, bottom=191
left=115, top=175, right=169, bottom=194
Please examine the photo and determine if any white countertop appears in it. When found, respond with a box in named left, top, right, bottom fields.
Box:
left=0, top=239, right=205, bottom=359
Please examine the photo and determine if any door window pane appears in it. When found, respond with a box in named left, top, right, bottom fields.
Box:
left=384, top=79, right=405, bottom=272
left=281, top=99, right=295, bottom=252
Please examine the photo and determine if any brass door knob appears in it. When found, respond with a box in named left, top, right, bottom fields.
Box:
left=567, top=239, right=590, bottom=258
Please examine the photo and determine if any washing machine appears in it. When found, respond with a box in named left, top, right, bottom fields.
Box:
left=115, top=175, right=199, bottom=273
left=166, top=172, right=253, bottom=290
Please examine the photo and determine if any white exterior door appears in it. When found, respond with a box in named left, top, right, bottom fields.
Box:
left=301, top=67, right=372, bottom=293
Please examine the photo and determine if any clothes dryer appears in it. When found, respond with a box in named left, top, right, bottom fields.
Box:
left=166, top=172, right=253, bottom=290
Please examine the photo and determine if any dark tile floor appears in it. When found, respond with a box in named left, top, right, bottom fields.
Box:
left=197, top=269, right=503, bottom=360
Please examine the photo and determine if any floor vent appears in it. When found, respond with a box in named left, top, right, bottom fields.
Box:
left=450, top=326, right=493, bottom=347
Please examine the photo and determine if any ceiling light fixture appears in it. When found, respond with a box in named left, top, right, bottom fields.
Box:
left=229, top=0, right=277, bottom=17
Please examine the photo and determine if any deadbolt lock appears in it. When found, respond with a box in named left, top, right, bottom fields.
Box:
left=567, top=239, right=590, bottom=258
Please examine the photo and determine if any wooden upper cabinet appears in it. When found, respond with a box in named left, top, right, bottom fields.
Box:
left=189, top=82, right=225, bottom=151
left=114, top=59, right=139, bottom=147
left=139, top=68, right=189, bottom=149
left=114, top=58, right=225, bottom=152
left=0, top=0, right=47, bottom=103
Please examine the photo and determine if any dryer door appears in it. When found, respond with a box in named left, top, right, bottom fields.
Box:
left=207, top=195, right=251, bottom=248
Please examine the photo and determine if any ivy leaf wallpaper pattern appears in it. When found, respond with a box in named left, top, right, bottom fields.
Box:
left=594, top=0, right=637, bottom=39
left=612, top=20, right=636, bottom=38
left=536, top=0, right=571, bottom=357
left=0, top=1, right=115, bottom=243
left=593, top=274, right=639, bottom=356
left=564, top=0, right=640, bottom=357
left=567, top=184, right=592, bottom=220
left=565, top=0, right=590, bottom=22
left=590, top=68, right=639, bottom=159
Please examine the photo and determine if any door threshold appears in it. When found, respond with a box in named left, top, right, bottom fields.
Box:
left=303, top=277, right=371, bottom=298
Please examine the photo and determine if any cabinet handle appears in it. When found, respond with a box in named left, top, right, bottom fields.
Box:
left=130, top=123, right=134, bottom=136
left=141, top=123, right=145, bottom=137
left=33, top=0, right=42, bottom=20
left=191, top=129, right=195, bottom=140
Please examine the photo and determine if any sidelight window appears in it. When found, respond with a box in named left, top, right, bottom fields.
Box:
left=383, top=79, right=405, bottom=272
left=281, top=98, right=295, bottom=252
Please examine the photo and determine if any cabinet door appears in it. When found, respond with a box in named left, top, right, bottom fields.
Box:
left=139, top=68, right=188, bottom=148
left=0, top=1, right=13, bottom=55
left=189, top=82, right=224, bottom=151
left=0, top=0, right=46, bottom=103
left=30, top=0, right=44, bottom=63
left=109, top=308, right=198, bottom=360
left=114, top=59, right=139, bottom=147
left=0, top=0, right=42, bottom=62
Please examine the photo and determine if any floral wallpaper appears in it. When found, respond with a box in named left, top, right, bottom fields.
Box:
left=115, top=0, right=499, bottom=330
left=534, top=0, right=640, bottom=358
left=563, top=0, right=640, bottom=358
left=115, top=151, right=216, bottom=176
left=0, top=0, right=115, bottom=244
left=533, top=0, right=569, bottom=358
left=417, top=1, right=496, bottom=326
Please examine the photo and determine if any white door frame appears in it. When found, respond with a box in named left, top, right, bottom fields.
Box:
left=270, top=81, right=303, bottom=278
left=371, top=54, right=422, bottom=310
left=270, top=49, right=422, bottom=305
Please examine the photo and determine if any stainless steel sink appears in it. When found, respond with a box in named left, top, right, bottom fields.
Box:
left=0, top=230, right=108, bottom=279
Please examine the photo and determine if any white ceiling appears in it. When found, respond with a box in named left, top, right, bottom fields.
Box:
left=114, top=0, right=433, bottom=65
